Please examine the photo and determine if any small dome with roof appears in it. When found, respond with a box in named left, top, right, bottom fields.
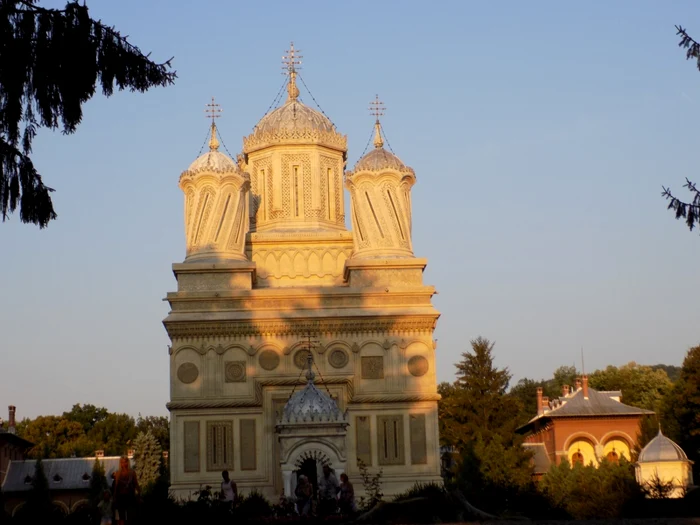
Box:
left=638, top=430, right=688, bottom=462
left=354, top=147, right=411, bottom=173
left=350, top=101, right=413, bottom=175
left=280, top=359, right=344, bottom=423
left=183, top=123, right=240, bottom=175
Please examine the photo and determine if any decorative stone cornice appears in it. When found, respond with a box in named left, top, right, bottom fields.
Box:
left=164, top=317, right=439, bottom=338
left=243, top=129, right=347, bottom=155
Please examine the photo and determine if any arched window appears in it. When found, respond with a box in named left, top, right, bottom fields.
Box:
left=571, top=451, right=584, bottom=466
left=606, top=450, right=619, bottom=463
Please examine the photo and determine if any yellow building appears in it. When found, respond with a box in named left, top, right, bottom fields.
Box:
left=636, top=430, right=694, bottom=498
left=163, top=45, right=441, bottom=499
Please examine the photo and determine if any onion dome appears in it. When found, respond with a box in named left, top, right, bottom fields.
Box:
left=638, top=430, right=689, bottom=462
left=280, top=356, right=344, bottom=423
left=255, top=99, right=334, bottom=135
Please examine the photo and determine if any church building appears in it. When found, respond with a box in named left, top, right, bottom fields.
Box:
left=163, top=44, right=441, bottom=499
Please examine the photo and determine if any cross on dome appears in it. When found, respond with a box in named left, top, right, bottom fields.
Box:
left=282, top=42, right=302, bottom=102
left=369, top=94, right=385, bottom=149
left=204, top=97, right=222, bottom=151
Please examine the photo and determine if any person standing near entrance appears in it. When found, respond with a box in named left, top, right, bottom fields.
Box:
left=318, top=464, right=340, bottom=516
left=295, top=475, right=313, bottom=516
left=338, top=473, right=356, bottom=514
left=113, top=456, right=140, bottom=525
left=220, top=470, right=238, bottom=510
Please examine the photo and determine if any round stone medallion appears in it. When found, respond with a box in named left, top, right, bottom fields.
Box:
left=177, top=362, right=199, bottom=384
left=259, top=350, right=280, bottom=371
left=408, top=356, right=429, bottom=377
left=293, top=349, right=312, bottom=369
left=225, top=361, right=246, bottom=382
left=328, top=349, right=349, bottom=368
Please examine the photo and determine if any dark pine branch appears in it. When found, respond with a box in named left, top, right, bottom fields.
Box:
left=0, top=0, right=176, bottom=227
left=662, top=179, right=700, bottom=232
left=676, top=25, right=700, bottom=71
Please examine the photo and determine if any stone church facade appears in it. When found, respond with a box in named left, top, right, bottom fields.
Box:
left=164, top=47, right=441, bottom=499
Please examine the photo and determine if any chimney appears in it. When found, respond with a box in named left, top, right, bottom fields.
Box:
left=8, top=406, right=16, bottom=435
left=541, top=396, right=549, bottom=410
left=562, top=384, right=570, bottom=397
left=574, top=378, right=582, bottom=391
left=582, top=375, right=589, bottom=399
left=536, top=387, right=543, bottom=415
left=95, top=450, right=104, bottom=458
left=127, top=449, right=135, bottom=459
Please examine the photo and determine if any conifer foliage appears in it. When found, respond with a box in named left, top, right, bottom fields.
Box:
left=133, top=430, right=162, bottom=493
left=0, top=1, right=176, bottom=227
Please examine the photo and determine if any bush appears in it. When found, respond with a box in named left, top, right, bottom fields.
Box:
left=539, top=457, right=644, bottom=519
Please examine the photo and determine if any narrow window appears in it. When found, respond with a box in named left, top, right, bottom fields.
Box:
left=194, top=193, right=210, bottom=244
left=365, top=192, right=384, bottom=237
left=327, top=168, right=333, bottom=219
left=294, top=166, right=300, bottom=217
left=393, top=420, right=399, bottom=458
left=214, top=194, right=231, bottom=242
left=387, top=190, right=405, bottom=240
left=260, top=169, right=266, bottom=220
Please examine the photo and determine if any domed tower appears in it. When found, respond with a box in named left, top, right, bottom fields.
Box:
left=636, top=429, right=694, bottom=498
left=241, top=43, right=347, bottom=233
left=179, top=99, right=251, bottom=262
left=345, top=96, right=416, bottom=259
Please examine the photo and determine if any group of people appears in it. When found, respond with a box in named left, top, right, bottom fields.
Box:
left=294, top=464, right=356, bottom=517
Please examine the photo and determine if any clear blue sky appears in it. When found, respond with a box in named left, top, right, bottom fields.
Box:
left=3, top=0, right=700, bottom=420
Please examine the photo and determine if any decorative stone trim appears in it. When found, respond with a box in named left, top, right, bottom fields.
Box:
left=164, top=317, right=438, bottom=338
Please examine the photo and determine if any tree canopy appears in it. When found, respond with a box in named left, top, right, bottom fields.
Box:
left=588, top=362, right=672, bottom=412
left=0, top=0, right=175, bottom=227
left=16, top=403, right=169, bottom=458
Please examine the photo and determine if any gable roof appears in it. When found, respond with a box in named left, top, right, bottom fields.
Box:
left=0, top=432, right=34, bottom=450
left=2, top=457, right=125, bottom=492
left=517, top=386, right=653, bottom=434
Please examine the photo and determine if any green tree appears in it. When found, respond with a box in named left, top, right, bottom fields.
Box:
left=588, top=362, right=672, bottom=411
left=0, top=0, right=175, bottom=227
left=440, top=337, right=534, bottom=515
left=661, top=345, right=700, bottom=478
left=24, top=458, right=52, bottom=520
left=88, top=412, right=137, bottom=456
left=133, top=431, right=162, bottom=493
left=63, top=404, right=109, bottom=434
left=439, top=337, right=522, bottom=448
left=16, top=415, right=85, bottom=458
left=136, top=415, right=170, bottom=451
left=88, top=458, right=107, bottom=505
left=650, top=364, right=682, bottom=383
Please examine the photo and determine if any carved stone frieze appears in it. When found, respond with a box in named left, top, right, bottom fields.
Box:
left=164, top=317, right=438, bottom=338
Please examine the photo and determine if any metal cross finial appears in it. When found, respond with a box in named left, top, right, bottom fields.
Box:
left=369, top=94, right=385, bottom=123
left=205, top=97, right=222, bottom=124
left=282, top=42, right=303, bottom=75
left=282, top=42, right=302, bottom=101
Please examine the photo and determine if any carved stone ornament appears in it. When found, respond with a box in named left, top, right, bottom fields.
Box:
left=225, top=361, right=247, bottom=382
left=293, top=349, right=312, bottom=369
left=177, top=362, right=199, bottom=384
left=328, top=349, right=349, bottom=369
left=259, top=350, right=281, bottom=371
left=361, top=356, right=384, bottom=379
left=407, top=356, right=429, bottom=377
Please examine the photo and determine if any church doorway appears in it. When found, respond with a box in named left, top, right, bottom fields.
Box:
left=297, top=458, right=318, bottom=497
